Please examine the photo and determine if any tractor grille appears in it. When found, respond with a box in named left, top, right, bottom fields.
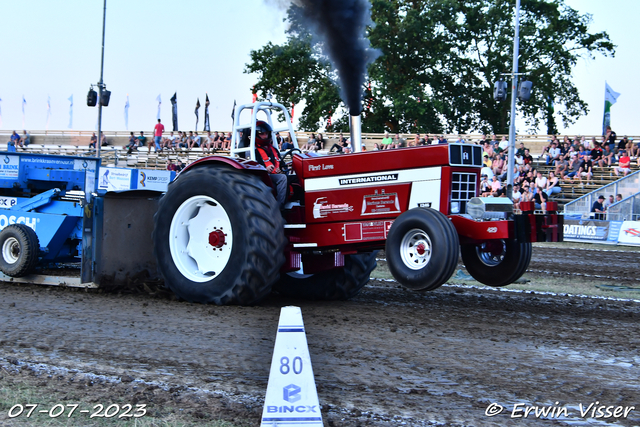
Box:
left=451, top=172, right=477, bottom=214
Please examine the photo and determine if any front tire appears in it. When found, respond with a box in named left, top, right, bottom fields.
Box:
left=274, top=251, right=378, bottom=300
left=0, top=224, right=40, bottom=277
left=460, top=240, right=532, bottom=287
left=386, top=208, right=459, bottom=291
left=153, top=166, right=286, bottom=305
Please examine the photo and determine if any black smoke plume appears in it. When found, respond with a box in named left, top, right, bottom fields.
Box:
left=295, top=0, right=379, bottom=115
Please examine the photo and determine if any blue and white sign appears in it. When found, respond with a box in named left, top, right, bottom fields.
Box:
left=0, top=155, right=20, bottom=178
left=136, top=169, right=173, bottom=191
left=618, top=221, right=640, bottom=246
left=261, top=306, right=323, bottom=426
left=98, top=167, right=132, bottom=192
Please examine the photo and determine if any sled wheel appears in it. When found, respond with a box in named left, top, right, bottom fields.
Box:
left=0, top=224, right=40, bottom=277
left=274, top=251, right=378, bottom=300
left=153, top=166, right=286, bottom=305
left=460, top=239, right=532, bottom=287
left=386, top=208, right=458, bottom=291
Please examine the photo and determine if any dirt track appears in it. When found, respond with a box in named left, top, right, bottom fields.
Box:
left=1, top=246, right=640, bottom=426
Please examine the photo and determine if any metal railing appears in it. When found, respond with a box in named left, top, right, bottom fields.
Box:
left=564, top=170, right=640, bottom=218
left=607, top=193, right=640, bottom=221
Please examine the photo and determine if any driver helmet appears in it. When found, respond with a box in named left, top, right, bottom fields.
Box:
left=255, top=121, right=273, bottom=147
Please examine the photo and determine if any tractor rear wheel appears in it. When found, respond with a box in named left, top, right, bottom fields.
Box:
left=153, top=166, right=286, bottom=305
left=386, top=208, right=459, bottom=291
left=274, top=251, right=378, bottom=300
left=460, top=239, right=532, bottom=287
left=0, top=224, right=40, bottom=277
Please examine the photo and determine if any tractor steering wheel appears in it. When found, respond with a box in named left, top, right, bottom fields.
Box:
left=281, top=148, right=303, bottom=175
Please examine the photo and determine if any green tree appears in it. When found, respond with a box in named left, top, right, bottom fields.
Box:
left=245, top=0, right=614, bottom=134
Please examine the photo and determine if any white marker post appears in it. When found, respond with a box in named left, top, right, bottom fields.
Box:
left=261, top=306, right=323, bottom=426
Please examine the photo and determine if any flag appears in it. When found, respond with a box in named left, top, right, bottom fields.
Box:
left=327, top=111, right=332, bottom=128
left=156, top=94, right=162, bottom=120
left=68, top=95, right=73, bottom=129
left=602, top=82, right=620, bottom=134
left=203, top=94, right=210, bottom=132
left=291, top=103, right=295, bottom=123
left=231, top=99, right=236, bottom=122
left=194, top=98, right=201, bottom=130
left=170, top=92, right=178, bottom=131
left=252, top=86, right=257, bottom=103
left=46, top=96, right=51, bottom=130
left=124, top=95, right=130, bottom=130
left=22, top=96, right=27, bottom=128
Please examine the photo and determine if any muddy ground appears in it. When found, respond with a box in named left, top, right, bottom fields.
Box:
left=1, top=245, right=639, bottom=426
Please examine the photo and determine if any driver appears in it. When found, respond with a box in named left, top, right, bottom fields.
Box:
left=254, top=121, right=287, bottom=209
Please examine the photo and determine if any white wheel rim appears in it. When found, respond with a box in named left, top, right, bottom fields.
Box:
left=400, top=228, right=432, bottom=270
left=2, top=237, right=20, bottom=264
left=169, top=195, right=233, bottom=283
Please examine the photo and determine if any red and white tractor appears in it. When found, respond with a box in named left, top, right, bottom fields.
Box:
left=152, top=102, right=563, bottom=305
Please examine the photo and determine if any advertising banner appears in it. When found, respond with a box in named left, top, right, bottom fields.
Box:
left=136, top=170, right=174, bottom=191
left=617, top=221, right=640, bottom=246
left=98, top=168, right=132, bottom=192
left=563, top=219, right=612, bottom=242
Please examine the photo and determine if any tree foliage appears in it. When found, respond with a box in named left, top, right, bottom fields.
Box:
left=245, top=0, right=615, bottom=134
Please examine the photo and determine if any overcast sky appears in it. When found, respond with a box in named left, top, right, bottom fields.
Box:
left=1, top=0, right=637, bottom=136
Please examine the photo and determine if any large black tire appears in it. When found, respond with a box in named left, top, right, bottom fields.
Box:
left=153, top=166, right=286, bottom=305
left=273, top=251, right=378, bottom=300
left=460, top=240, right=532, bottom=287
left=386, top=208, right=459, bottom=291
left=0, top=224, right=40, bottom=277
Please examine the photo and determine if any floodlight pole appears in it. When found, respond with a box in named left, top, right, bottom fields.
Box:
left=96, top=0, right=107, bottom=159
left=505, top=0, right=520, bottom=200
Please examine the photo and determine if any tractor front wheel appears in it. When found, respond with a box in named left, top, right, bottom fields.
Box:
left=153, top=166, right=286, bottom=305
left=386, top=208, right=459, bottom=291
left=460, top=239, right=532, bottom=287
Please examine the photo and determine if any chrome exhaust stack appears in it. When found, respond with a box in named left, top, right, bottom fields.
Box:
left=349, top=113, right=363, bottom=153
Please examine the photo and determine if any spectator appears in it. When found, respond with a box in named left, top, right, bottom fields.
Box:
left=21, top=130, right=30, bottom=148
left=544, top=171, right=561, bottom=197
left=166, top=159, right=177, bottom=171
left=125, top=131, right=137, bottom=154
left=224, top=132, right=233, bottom=150
left=391, top=133, right=404, bottom=149
left=437, top=135, right=447, bottom=144
left=497, top=136, right=509, bottom=153
left=153, top=119, right=165, bottom=152
left=483, top=142, right=494, bottom=159
left=329, top=136, right=349, bottom=153
left=177, top=131, right=188, bottom=149
left=516, top=142, right=527, bottom=157
left=564, top=155, right=581, bottom=181
left=202, top=131, right=213, bottom=152
left=533, top=187, right=548, bottom=213
left=480, top=164, right=494, bottom=180
left=618, top=135, right=630, bottom=152
left=545, top=141, right=561, bottom=165
left=604, top=125, right=617, bottom=152
left=616, top=194, right=623, bottom=202
left=314, top=133, right=325, bottom=151
left=189, top=131, right=201, bottom=149
left=480, top=175, right=492, bottom=197
left=490, top=176, right=503, bottom=197
left=482, top=154, right=491, bottom=168
left=590, top=142, right=605, bottom=168
left=534, top=171, right=548, bottom=190
left=184, top=131, right=194, bottom=149
left=8, top=131, right=20, bottom=152
left=302, top=133, right=316, bottom=151
left=89, top=132, right=97, bottom=149
left=602, top=143, right=616, bottom=167
left=281, top=136, right=294, bottom=151
left=100, top=132, right=108, bottom=146
left=275, top=132, right=284, bottom=149
left=137, top=131, right=147, bottom=148
left=603, top=194, right=615, bottom=211
left=512, top=183, right=522, bottom=209
left=576, top=155, right=593, bottom=186
left=492, top=154, right=504, bottom=176
left=591, top=195, right=606, bottom=220
left=614, top=150, right=631, bottom=177
left=381, top=132, right=393, bottom=149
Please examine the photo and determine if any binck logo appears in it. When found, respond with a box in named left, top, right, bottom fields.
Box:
left=339, top=173, right=398, bottom=186
left=266, top=405, right=318, bottom=414
left=0, top=215, right=37, bottom=232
